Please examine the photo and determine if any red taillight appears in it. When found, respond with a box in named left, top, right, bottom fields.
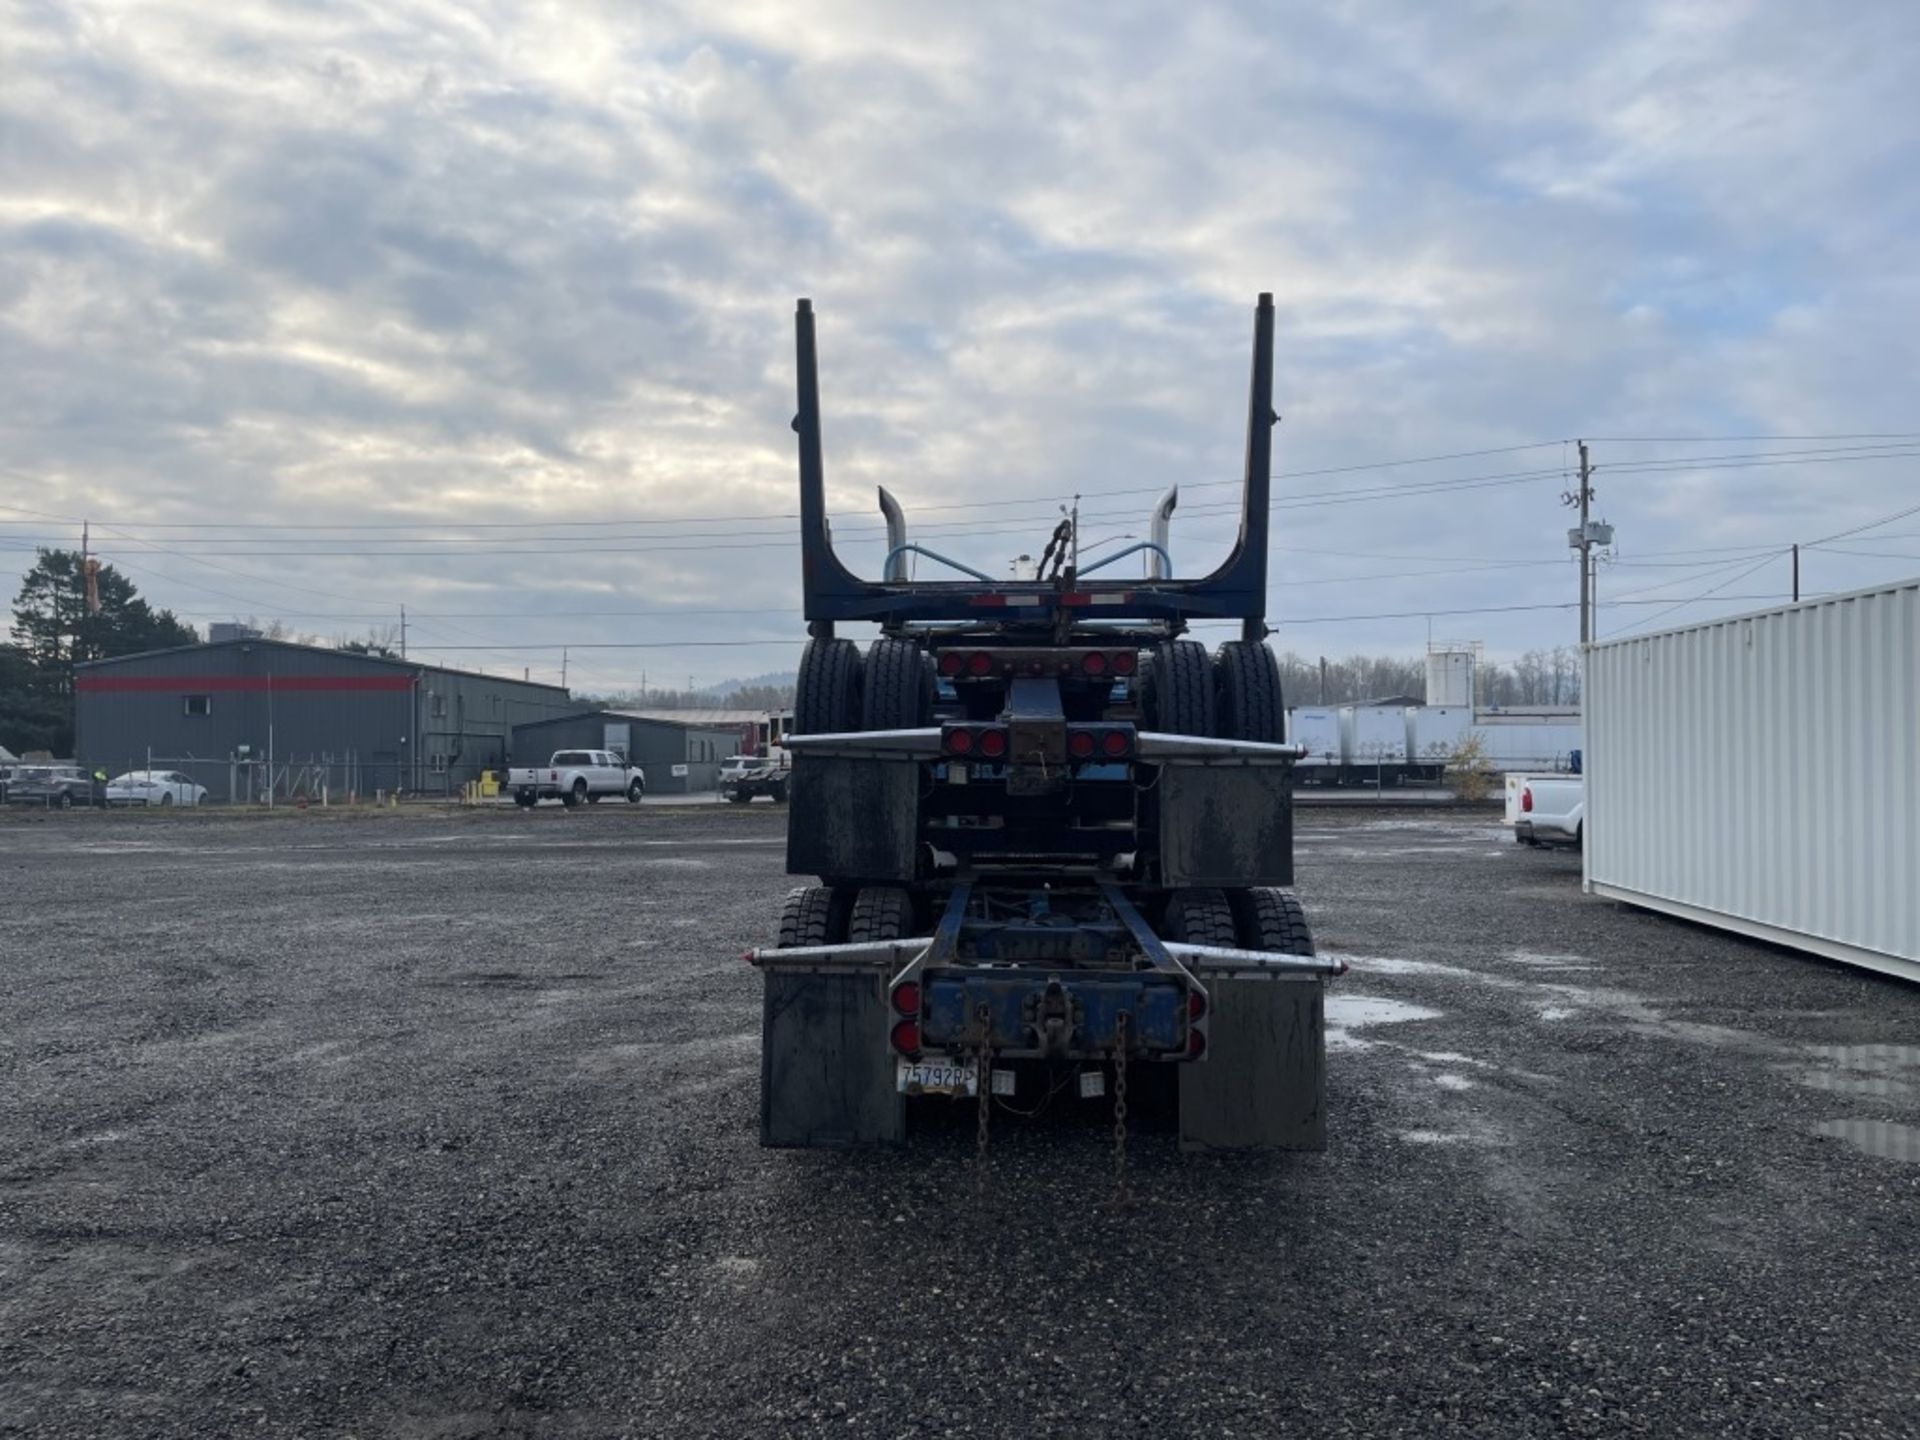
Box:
left=937, top=652, right=963, bottom=677
left=890, top=1020, right=922, bottom=1055
left=966, top=651, right=993, bottom=676
left=1188, top=1028, right=1207, bottom=1058
left=1101, top=729, right=1130, bottom=758
left=1188, top=989, right=1207, bottom=1020
left=1111, top=650, right=1137, bottom=676
left=1081, top=651, right=1108, bottom=676
left=977, top=728, right=1008, bottom=759
left=891, top=981, right=921, bottom=1016
left=1521, top=786, right=1533, bottom=813
left=1068, top=731, right=1096, bottom=760
left=948, top=728, right=975, bottom=756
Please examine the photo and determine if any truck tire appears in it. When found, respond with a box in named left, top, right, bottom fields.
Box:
left=1214, top=640, right=1286, bottom=743
left=563, top=778, right=587, bottom=809
left=849, top=886, right=914, bottom=942
left=771, top=781, right=788, bottom=803
left=861, top=638, right=933, bottom=730
left=628, top=780, right=645, bottom=804
left=1165, top=887, right=1237, bottom=946
left=776, top=885, right=849, bottom=948
left=515, top=790, right=536, bottom=809
left=1145, top=640, right=1215, bottom=737
left=727, top=790, right=750, bottom=804
left=1231, top=887, right=1315, bottom=955
left=794, top=637, right=863, bottom=735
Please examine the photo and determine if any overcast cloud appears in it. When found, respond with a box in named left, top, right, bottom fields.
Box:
left=4, top=1, right=1918, bottom=691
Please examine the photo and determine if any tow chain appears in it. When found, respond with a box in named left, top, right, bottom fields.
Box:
left=1111, top=1010, right=1131, bottom=1206
left=973, top=1003, right=992, bottom=1191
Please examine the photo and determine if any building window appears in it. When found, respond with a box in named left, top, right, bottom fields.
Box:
left=184, top=695, right=211, bottom=717
left=430, top=752, right=448, bottom=774
left=429, top=692, right=447, bottom=718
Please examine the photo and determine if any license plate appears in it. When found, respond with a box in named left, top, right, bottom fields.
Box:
left=896, top=1057, right=978, bottom=1096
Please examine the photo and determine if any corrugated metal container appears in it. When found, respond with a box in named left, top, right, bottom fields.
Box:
left=1339, top=705, right=1408, bottom=766
left=1284, top=708, right=1342, bottom=772
left=1407, top=706, right=1472, bottom=767
left=1584, top=579, right=1920, bottom=984
left=1472, top=716, right=1582, bottom=772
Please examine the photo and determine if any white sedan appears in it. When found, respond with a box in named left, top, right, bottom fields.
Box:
left=106, top=770, right=208, bottom=807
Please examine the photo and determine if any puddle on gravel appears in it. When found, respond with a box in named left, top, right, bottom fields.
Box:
left=1813, top=1119, right=1920, bottom=1163
left=1502, top=949, right=1599, bottom=971
left=1397, top=1129, right=1487, bottom=1145
left=1326, top=995, right=1442, bottom=1051
left=1790, top=1045, right=1920, bottom=1102
left=1431, top=1074, right=1475, bottom=1091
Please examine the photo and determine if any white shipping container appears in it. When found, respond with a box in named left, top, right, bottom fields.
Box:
left=1472, top=718, right=1582, bottom=772
left=1584, top=580, right=1920, bottom=983
left=1339, top=705, right=1409, bottom=766
left=1407, top=706, right=1473, bottom=766
left=1285, top=708, right=1342, bottom=769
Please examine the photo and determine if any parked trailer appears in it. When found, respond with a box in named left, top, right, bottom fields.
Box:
left=1584, top=581, right=1919, bottom=984
left=1339, top=704, right=1410, bottom=782
left=750, top=295, right=1337, bottom=1169
left=1406, top=705, right=1472, bottom=782
left=1285, top=706, right=1342, bottom=784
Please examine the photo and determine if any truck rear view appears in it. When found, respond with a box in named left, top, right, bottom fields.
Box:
left=749, top=295, right=1339, bottom=1164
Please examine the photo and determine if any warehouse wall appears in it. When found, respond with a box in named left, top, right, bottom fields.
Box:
left=75, top=641, right=571, bottom=800
left=510, top=713, right=749, bottom=794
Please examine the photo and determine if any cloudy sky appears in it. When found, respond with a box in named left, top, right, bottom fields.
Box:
left=4, top=1, right=1918, bottom=693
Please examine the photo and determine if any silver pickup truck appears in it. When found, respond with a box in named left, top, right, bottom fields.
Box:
left=508, top=750, right=645, bottom=809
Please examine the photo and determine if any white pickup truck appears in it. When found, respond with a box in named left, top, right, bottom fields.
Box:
left=509, top=750, right=646, bottom=809
left=1505, top=773, right=1583, bottom=848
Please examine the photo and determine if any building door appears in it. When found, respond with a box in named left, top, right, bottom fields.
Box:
left=603, top=722, right=631, bottom=762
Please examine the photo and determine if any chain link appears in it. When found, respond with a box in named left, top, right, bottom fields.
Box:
left=973, top=1003, right=992, bottom=1190
left=1112, top=1010, right=1131, bottom=1206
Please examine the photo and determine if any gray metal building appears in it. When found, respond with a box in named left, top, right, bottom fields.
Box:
left=74, top=639, right=575, bottom=801
left=509, top=709, right=753, bottom=795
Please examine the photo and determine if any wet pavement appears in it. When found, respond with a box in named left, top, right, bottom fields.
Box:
left=1, top=804, right=1916, bottom=1437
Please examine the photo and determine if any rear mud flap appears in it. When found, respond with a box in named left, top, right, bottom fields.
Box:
left=760, top=968, right=905, bottom=1148
left=1178, top=973, right=1325, bottom=1151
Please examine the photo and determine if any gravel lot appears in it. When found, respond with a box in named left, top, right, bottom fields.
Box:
left=2, top=804, right=1916, bottom=1438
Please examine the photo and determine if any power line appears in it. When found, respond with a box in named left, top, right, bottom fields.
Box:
left=1599, top=553, right=1788, bottom=638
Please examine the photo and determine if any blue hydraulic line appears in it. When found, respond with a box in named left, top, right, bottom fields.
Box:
left=881, top=544, right=996, bottom=583
left=1077, top=541, right=1173, bottom=578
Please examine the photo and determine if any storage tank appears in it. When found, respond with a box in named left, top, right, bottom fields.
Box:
left=1285, top=707, right=1341, bottom=783
left=1585, top=580, right=1919, bottom=983
left=1425, top=647, right=1476, bottom=708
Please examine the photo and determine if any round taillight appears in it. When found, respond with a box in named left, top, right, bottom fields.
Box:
left=978, top=728, right=1008, bottom=759
left=937, top=652, right=963, bottom=677
left=1111, top=650, right=1137, bottom=676
left=1188, top=1028, right=1207, bottom=1058
left=1081, top=651, right=1108, bottom=676
left=1188, top=989, right=1207, bottom=1020
left=892, top=981, right=921, bottom=1016
left=966, top=651, right=993, bottom=676
left=948, top=728, right=975, bottom=756
left=1068, top=731, right=1096, bottom=760
left=890, top=1020, right=922, bottom=1055
left=1521, top=786, right=1533, bottom=813
left=1101, top=730, right=1130, bottom=758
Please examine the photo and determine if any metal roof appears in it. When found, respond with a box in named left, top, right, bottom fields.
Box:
left=72, top=637, right=570, bottom=695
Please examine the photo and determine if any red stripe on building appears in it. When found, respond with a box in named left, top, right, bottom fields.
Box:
left=75, top=674, right=415, bottom=694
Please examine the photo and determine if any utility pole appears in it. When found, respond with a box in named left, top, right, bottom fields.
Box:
left=400, top=604, right=408, bottom=659
left=1792, top=543, right=1800, bottom=603
left=1564, top=442, right=1609, bottom=645
left=561, top=648, right=569, bottom=688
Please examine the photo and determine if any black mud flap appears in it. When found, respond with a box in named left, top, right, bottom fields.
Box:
left=786, top=755, right=920, bottom=883
left=1157, top=760, right=1293, bottom=888
left=1178, top=973, right=1325, bottom=1151
left=760, top=967, right=905, bottom=1148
